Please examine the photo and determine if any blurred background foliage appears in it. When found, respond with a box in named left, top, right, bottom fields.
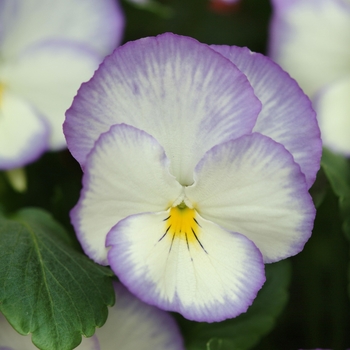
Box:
left=1, top=0, right=350, bottom=349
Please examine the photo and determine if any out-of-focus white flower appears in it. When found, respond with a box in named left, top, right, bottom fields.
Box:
left=269, top=0, right=350, bottom=156
left=0, top=0, right=124, bottom=170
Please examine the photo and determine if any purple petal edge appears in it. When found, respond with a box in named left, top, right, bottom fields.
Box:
left=210, top=45, right=321, bottom=189
left=64, top=32, right=261, bottom=169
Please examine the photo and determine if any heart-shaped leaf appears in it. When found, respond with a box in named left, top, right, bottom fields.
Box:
left=0, top=208, right=114, bottom=350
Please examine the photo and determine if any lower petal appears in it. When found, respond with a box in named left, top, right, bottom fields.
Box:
left=106, top=210, right=265, bottom=322
left=0, top=89, right=48, bottom=170
left=316, top=75, right=350, bottom=156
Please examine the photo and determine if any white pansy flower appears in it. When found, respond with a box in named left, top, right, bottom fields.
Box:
left=64, top=33, right=321, bottom=322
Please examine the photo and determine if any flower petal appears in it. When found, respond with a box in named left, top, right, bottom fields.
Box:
left=71, top=124, right=183, bottom=265
left=0, top=0, right=124, bottom=58
left=211, top=45, right=321, bottom=189
left=2, top=41, right=100, bottom=150
left=315, top=75, right=350, bottom=156
left=106, top=210, right=265, bottom=322
left=64, top=33, right=262, bottom=185
left=95, top=282, right=184, bottom=350
left=185, top=133, right=315, bottom=263
left=269, top=0, right=350, bottom=97
left=0, top=89, right=48, bottom=170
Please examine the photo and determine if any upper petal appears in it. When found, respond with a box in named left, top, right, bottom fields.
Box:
left=315, top=75, right=350, bottom=156
left=185, top=133, right=316, bottom=263
left=269, top=0, right=350, bottom=97
left=211, top=45, right=321, bottom=188
left=71, top=124, right=183, bottom=265
left=64, top=33, right=262, bottom=185
left=106, top=210, right=265, bottom=322
left=95, top=282, right=184, bottom=350
left=0, top=0, right=124, bottom=58
left=2, top=41, right=100, bottom=150
left=0, top=89, right=48, bottom=170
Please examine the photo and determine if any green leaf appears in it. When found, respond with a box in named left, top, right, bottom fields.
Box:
left=0, top=208, right=115, bottom=350
left=206, top=338, right=240, bottom=350
left=185, top=260, right=291, bottom=350
left=123, top=0, right=174, bottom=19
left=321, top=148, right=350, bottom=239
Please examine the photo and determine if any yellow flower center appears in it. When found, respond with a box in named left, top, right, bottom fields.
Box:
left=161, top=202, right=207, bottom=253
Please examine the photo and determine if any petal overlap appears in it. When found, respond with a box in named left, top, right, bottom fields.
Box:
left=64, top=33, right=262, bottom=184
left=186, top=133, right=315, bottom=263
left=71, top=124, right=183, bottom=265
left=107, top=210, right=265, bottom=322
left=211, top=45, right=321, bottom=188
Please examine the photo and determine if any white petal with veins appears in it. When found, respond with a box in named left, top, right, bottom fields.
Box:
left=186, top=133, right=315, bottom=263
left=71, top=124, right=183, bottom=265
left=107, top=209, right=265, bottom=322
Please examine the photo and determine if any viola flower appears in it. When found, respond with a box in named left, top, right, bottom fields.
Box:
left=0, top=282, right=184, bottom=349
left=0, top=0, right=124, bottom=170
left=269, top=0, right=350, bottom=156
left=64, top=33, right=321, bottom=322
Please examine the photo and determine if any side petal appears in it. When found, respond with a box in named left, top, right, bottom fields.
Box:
left=0, top=0, right=124, bottom=58
left=71, top=124, right=183, bottom=265
left=0, top=89, right=48, bottom=170
left=106, top=210, right=265, bottom=322
left=211, top=45, right=321, bottom=189
left=64, top=33, right=262, bottom=185
left=315, top=75, right=350, bottom=156
left=185, top=133, right=315, bottom=263
left=269, top=0, right=350, bottom=97
left=95, top=282, right=184, bottom=350
left=2, top=41, right=100, bottom=150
